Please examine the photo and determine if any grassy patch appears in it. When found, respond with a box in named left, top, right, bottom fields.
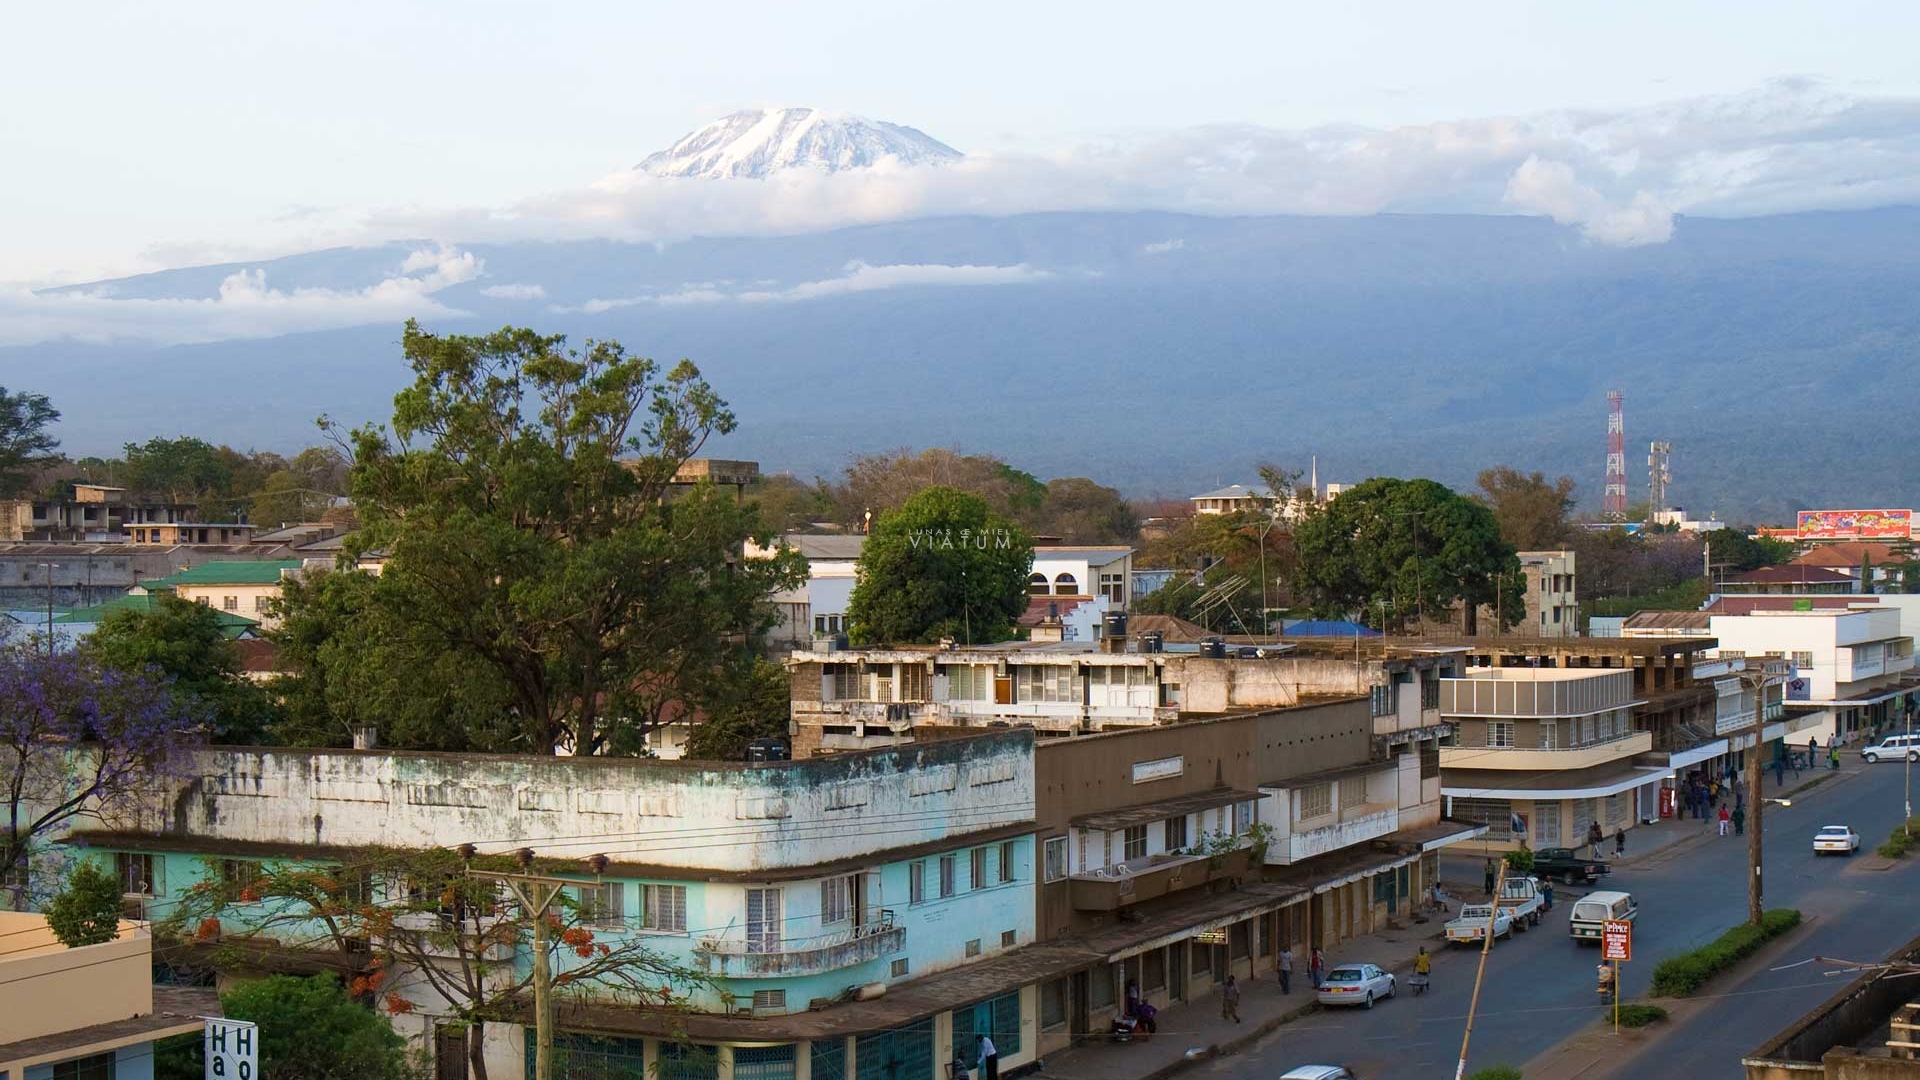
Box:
left=1876, top=817, right=1920, bottom=858
left=1614, top=1003, right=1669, bottom=1028
left=1466, top=1067, right=1523, bottom=1080
left=1650, top=909, right=1802, bottom=997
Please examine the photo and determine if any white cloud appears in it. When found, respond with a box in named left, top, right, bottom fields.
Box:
left=0, top=246, right=480, bottom=346
left=552, top=261, right=1051, bottom=314
left=479, top=282, right=546, bottom=300
left=373, top=80, right=1920, bottom=254
left=1142, top=239, right=1185, bottom=255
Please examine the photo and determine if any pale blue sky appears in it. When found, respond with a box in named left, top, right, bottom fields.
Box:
left=6, top=1, right=1919, bottom=284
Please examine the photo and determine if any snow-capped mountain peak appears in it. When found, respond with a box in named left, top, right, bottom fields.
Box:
left=637, top=108, right=962, bottom=179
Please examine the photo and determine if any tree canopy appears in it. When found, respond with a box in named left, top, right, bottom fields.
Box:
left=85, top=591, right=273, bottom=743
left=847, top=486, right=1033, bottom=645
left=0, top=387, right=59, bottom=498
left=285, top=322, right=804, bottom=755
left=1475, top=466, right=1577, bottom=550
left=1294, top=477, right=1525, bottom=633
left=219, top=975, right=412, bottom=1080
left=45, top=859, right=124, bottom=947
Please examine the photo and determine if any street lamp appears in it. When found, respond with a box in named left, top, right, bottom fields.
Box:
left=1740, top=658, right=1790, bottom=928
left=33, top=562, right=60, bottom=654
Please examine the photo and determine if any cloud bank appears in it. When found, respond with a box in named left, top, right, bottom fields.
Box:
left=553, top=261, right=1052, bottom=313
left=0, top=247, right=479, bottom=347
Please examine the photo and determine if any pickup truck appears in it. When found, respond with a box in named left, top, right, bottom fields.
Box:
left=1496, top=876, right=1545, bottom=930
left=1530, top=847, right=1612, bottom=885
left=1445, top=903, right=1514, bottom=945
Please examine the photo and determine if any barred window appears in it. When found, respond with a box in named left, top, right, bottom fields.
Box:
left=641, top=884, right=686, bottom=932
left=1300, top=784, right=1332, bottom=819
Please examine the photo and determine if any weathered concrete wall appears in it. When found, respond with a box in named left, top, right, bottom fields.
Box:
left=117, top=732, right=1035, bottom=872
left=1252, top=697, right=1372, bottom=784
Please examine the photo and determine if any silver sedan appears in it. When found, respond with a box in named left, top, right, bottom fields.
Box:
left=1315, top=963, right=1396, bottom=1008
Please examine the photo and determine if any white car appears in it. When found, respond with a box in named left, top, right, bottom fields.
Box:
left=1315, top=963, right=1396, bottom=1009
left=1860, top=735, right=1920, bottom=763
left=1813, top=825, right=1860, bottom=855
left=1281, top=1069, right=1361, bottom=1080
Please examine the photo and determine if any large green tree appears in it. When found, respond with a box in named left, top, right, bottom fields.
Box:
left=1294, top=477, right=1526, bottom=634
left=1474, top=466, right=1577, bottom=550
left=847, top=487, right=1033, bottom=645
left=121, top=436, right=234, bottom=506
left=219, top=975, right=412, bottom=1080
left=0, top=387, right=59, bottom=497
left=302, top=322, right=803, bottom=755
left=85, top=592, right=273, bottom=742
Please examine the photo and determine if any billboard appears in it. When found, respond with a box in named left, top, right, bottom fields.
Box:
left=1796, top=509, right=1913, bottom=541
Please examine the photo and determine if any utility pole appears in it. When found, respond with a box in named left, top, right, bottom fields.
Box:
left=1455, top=858, right=1508, bottom=1080
left=469, top=850, right=574, bottom=1080
left=35, top=562, right=59, bottom=654
left=1744, top=661, right=1788, bottom=926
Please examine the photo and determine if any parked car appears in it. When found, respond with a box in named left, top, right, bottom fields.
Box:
left=1496, top=876, right=1545, bottom=929
left=1569, top=890, right=1637, bottom=944
left=1315, top=963, right=1396, bottom=1009
left=1860, top=735, right=1920, bottom=763
left=1813, top=824, right=1861, bottom=855
left=1445, top=903, right=1515, bottom=945
left=1280, top=1068, right=1362, bottom=1080
left=1531, top=846, right=1613, bottom=885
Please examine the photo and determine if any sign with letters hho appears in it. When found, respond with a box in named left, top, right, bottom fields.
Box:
left=206, top=1018, right=259, bottom=1080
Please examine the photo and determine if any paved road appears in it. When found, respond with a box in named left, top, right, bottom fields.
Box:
left=1198, top=760, right=1920, bottom=1080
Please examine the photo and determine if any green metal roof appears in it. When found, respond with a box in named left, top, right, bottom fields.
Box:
left=141, top=559, right=302, bottom=589
left=52, top=594, right=259, bottom=637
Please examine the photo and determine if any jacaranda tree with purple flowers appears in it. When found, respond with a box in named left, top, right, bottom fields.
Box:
left=0, top=641, right=197, bottom=909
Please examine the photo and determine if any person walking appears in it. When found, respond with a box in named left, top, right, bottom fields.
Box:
left=1614, top=827, right=1626, bottom=857
left=1773, top=756, right=1786, bottom=788
left=1540, top=878, right=1555, bottom=913
left=1310, top=947, right=1327, bottom=990
left=1278, top=945, right=1294, bottom=994
left=1415, top=946, right=1432, bottom=988
left=1830, top=741, right=1841, bottom=771
left=1717, top=804, right=1731, bottom=837
left=976, top=1034, right=999, bottom=1080
left=1484, top=858, right=1497, bottom=896
left=1588, top=821, right=1605, bottom=860
left=1222, top=974, right=1242, bottom=1023
left=1733, top=804, right=1747, bottom=836
left=1809, top=737, right=1820, bottom=771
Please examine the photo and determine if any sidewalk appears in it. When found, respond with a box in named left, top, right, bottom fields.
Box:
left=1030, top=921, right=1444, bottom=1080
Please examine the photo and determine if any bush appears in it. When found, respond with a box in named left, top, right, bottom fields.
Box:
left=1878, top=818, right=1920, bottom=858
left=1615, top=1003, right=1668, bottom=1028
left=1650, top=909, right=1802, bottom=996
left=1467, top=1067, right=1523, bottom=1080
left=221, top=975, right=411, bottom=1080
left=1503, top=847, right=1535, bottom=874
left=44, top=860, right=124, bottom=947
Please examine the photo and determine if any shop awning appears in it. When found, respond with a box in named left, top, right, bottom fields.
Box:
left=1444, top=762, right=1670, bottom=800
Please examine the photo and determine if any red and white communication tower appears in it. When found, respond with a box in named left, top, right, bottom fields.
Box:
left=1603, top=390, right=1628, bottom=520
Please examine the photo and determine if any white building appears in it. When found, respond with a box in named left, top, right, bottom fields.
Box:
left=1029, top=546, right=1133, bottom=608
left=1707, top=608, right=1920, bottom=744
left=746, top=534, right=865, bottom=647
left=1189, top=485, right=1262, bottom=516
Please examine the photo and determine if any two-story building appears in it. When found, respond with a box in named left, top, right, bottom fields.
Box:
left=131, top=559, right=304, bottom=628
left=1708, top=608, right=1920, bottom=744
left=1029, top=547, right=1133, bottom=610
left=0, top=912, right=212, bottom=1079
left=61, top=736, right=1040, bottom=1080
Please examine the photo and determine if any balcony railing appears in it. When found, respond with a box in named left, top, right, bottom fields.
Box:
left=696, top=910, right=903, bottom=978
left=1068, top=846, right=1253, bottom=911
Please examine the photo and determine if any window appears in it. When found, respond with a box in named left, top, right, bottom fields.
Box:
left=1540, top=721, right=1557, bottom=749
left=1370, top=683, right=1395, bottom=716
left=1144, top=947, right=1166, bottom=990
left=642, top=884, right=686, bottom=932
left=966, top=938, right=982, bottom=958
left=822, top=875, right=855, bottom=923
left=1041, top=979, right=1068, bottom=1029
left=939, top=855, right=956, bottom=898
left=943, top=665, right=989, bottom=701
left=892, top=958, right=909, bottom=977
left=1029, top=573, right=1050, bottom=596
left=572, top=882, right=624, bottom=928
left=53, top=1052, right=116, bottom=1080
left=195, top=596, right=210, bottom=606
left=1793, top=651, right=1814, bottom=670
left=219, top=859, right=259, bottom=891
left=1234, top=801, right=1252, bottom=833
left=826, top=664, right=859, bottom=700
left=1043, top=837, right=1067, bottom=882
left=1164, top=815, right=1189, bottom=852
left=1340, top=780, right=1365, bottom=811
left=909, top=860, right=926, bottom=905
left=223, top=595, right=239, bottom=611
left=1016, top=665, right=1078, bottom=703
left=752, top=989, right=787, bottom=1014
left=745, top=888, right=782, bottom=953
left=971, top=848, right=989, bottom=890
left=1422, top=674, right=1440, bottom=709
left=1001, top=929, right=1017, bottom=948
left=1300, top=783, right=1332, bottom=819
left=1452, top=797, right=1514, bottom=838
left=1099, top=573, right=1125, bottom=604
left=1053, top=572, right=1078, bottom=595
left=1420, top=738, right=1440, bottom=780
left=1122, top=825, right=1147, bottom=861
left=1488, top=721, right=1514, bottom=748
left=999, top=841, right=1017, bottom=883
left=115, top=853, right=157, bottom=895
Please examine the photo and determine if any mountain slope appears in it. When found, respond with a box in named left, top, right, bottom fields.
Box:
left=14, top=208, right=1920, bottom=521
left=636, top=108, right=961, bottom=178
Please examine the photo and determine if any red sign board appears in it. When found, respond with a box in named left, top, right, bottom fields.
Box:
left=1797, top=509, right=1913, bottom=541
left=1602, top=920, right=1633, bottom=962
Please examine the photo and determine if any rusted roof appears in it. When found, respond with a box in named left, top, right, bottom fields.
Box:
left=1623, top=610, right=1710, bottom=631
left=1791, top=542, right=1910, bottom=567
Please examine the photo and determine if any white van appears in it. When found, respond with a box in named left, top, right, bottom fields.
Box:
left=1861, top=734, right=1920, bottom=763
left=1569, top=890, right=1636, bottom=944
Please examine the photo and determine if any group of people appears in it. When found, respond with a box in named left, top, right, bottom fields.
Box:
left=1274, top=944, right=1326, bottom=994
